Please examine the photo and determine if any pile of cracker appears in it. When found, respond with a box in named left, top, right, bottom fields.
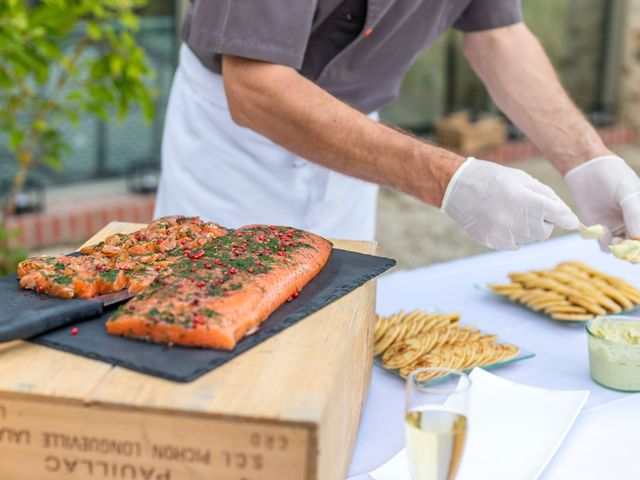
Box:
left=374, top=310, right=520, bottom=381
left=489, top=261, right=640, bottom=321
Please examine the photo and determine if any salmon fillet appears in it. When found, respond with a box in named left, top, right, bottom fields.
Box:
left=17, top=217, right=333, bottom=350
left=106, top=225, right=332, bottom=350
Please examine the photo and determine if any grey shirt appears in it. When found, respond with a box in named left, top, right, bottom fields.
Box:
left=182, top=0, right=522, bottom=113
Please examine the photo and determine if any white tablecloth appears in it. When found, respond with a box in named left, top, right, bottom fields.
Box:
left=347, top=234, right=640, bottom=480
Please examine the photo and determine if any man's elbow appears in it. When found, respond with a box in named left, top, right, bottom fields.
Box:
left=222, top=55, right=295, bottom=129
left=222, top=68, right=253, bottom=128
left=225, top=88, right=251, bottom=128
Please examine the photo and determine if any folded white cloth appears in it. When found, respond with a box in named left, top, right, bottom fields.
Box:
left=369, top=369, right=589, bottom=480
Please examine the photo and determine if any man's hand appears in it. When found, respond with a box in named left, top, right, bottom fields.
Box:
left=565, top=156, right=640, bottom=248
left=443, top=158, right=579, bottom=250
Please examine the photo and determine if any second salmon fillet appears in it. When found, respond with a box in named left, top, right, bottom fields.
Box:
left=106, top=225, right=332, bottom=350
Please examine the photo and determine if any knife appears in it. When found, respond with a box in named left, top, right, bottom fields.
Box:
left=0, top=275, right=135, bottom=343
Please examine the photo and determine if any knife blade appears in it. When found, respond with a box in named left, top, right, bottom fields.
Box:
left=89, top=289, right=135, bottom=308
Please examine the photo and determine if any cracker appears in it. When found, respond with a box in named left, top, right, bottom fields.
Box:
left=382, top=337, right=423, bottom=369
left=543, top=305, right=588, bottom=314
left=550, top=312, right=594, bottom=321
left=508, top=290, right=529, bottom=302
left=417, top=331, right=438, bottom=356
left=508, top=272, right=540, bottom=283
left=528, top=300, right=571, bottom=312
left=374, top=322, right=404, bottom=356
left=373, top=316, right=389, bottom=343
left=489, top=283, right=523, bottom=294
left=478, top=344, right=500, bottom=366
left=400, top=355, right=441, bottom=380
left=558, top=261, right=606, bottom=279
left=565, top=295, right=607, bottom=316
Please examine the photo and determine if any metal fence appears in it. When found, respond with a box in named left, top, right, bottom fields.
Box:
left=0, top=15, right=177, bottom=187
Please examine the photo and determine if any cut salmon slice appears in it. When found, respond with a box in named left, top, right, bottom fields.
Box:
left=17, top=216, right=227, bottom=300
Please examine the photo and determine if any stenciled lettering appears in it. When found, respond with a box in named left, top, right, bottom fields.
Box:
left=151, top=444, right=211, bottom=465
left=41, top=456, right=171, bottom=479
left=45, top=456, right=60, bottom=472
left=249, top=432, right=289, bottom=451
left=0, top=427, right=31, bottom=445
left=222, top=451, right=264, bottom=471
left=42, top=432, right=142, bottom=458
left=120, top=464, right=136, bottom=478
left=62, top=458, right=78, bottom=473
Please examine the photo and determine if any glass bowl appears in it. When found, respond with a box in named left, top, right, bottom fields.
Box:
left=586, top=316, right=640, bottom=392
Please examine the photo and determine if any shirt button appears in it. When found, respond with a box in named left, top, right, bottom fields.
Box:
left=345, top=13, right=353, bottom=21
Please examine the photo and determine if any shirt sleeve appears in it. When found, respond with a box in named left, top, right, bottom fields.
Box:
left=183, top=0, right=318, bottom=69
left=453, top=0, right=522, bottom=32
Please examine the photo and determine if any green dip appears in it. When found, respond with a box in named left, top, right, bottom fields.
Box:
left=587, top=316, right=640, bottom=392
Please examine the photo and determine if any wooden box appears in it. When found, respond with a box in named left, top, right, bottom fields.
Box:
left=435, top=111, right=507, bottom=155
left=0, top=222, right=379, bottom=480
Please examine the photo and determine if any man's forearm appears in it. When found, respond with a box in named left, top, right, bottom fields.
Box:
left=463, top=23, right=612, bottom=174
left=222, top=55, right=464, bottom=207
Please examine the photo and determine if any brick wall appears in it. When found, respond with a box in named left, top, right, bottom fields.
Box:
left=8, top=194, right=155, bottom=250
left=483, top=125, right=636, bottom=164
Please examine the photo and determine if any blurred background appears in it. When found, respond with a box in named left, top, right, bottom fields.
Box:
left=1, top=0, right=639, bottom=272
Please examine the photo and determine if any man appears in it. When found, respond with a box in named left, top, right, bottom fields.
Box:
left=155, top=0, right=640, bottom=251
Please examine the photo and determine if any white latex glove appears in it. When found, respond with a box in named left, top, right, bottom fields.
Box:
left=565, top=155, right=640, bottom=248
left=442, top=157, right=579, bottom=250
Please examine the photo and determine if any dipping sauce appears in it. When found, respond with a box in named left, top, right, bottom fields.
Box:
left=610, top=239, right=640, bottom=264
left=586, top=316, right=640, bottom=392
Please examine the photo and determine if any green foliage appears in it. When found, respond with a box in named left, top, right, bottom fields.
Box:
left=0, top=0, right=156, bottom=270
left=0, top=0, right=156, bottom=180
left=0, top=225, right=27, bottom=275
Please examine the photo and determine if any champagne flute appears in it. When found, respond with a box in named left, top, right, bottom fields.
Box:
left=405, top=368, right=471, bottom=480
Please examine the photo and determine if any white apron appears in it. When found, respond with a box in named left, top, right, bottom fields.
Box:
left=154, top=44, right=379, bottom=241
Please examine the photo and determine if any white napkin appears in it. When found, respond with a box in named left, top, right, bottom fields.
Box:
left=369, top=368, right=589, bottom=480
left=543, top=394, right=640, bottom=479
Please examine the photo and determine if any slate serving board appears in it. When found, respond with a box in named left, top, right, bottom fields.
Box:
left=30, top=248, right=395, bottom=382
left=0, top=273, right=104, bottom=341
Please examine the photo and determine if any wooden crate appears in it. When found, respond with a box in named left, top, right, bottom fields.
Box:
left=435, top=111, right=507, bottom=155
left=0, top=222, right=379, bottom=480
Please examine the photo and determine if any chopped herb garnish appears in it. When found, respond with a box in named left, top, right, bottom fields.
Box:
left=53, top=274, right=72, bottom=285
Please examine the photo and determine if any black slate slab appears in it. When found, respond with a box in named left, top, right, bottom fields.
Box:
left=31, top=249, right=395, bottom=382
left=0, top=274, right=104, bottom=342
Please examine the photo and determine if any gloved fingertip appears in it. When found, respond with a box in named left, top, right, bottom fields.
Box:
left=541, top=197, right=580, bottom=231
left=556, top=213, right=580, bottom=231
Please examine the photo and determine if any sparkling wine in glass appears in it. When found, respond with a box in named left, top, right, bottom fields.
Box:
left=405, top=368, right=471, bottom=480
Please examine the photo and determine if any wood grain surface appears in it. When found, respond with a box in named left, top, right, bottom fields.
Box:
left=0, top=221, right=379, bottom=480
